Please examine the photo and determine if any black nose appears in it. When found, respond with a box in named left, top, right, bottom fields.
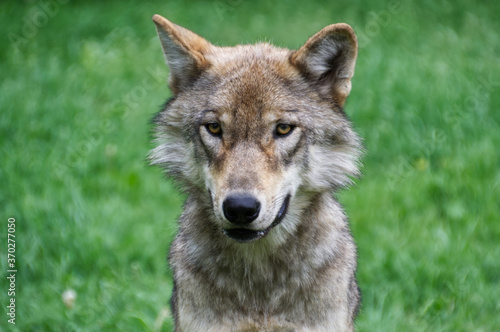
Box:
left=223, top=194, right=261, bottom=225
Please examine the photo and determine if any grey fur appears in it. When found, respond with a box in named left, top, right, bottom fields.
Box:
left=150, top=15, right=363, bottom=332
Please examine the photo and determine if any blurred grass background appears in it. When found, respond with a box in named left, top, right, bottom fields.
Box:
left=1, top=0, right=499, bottom=331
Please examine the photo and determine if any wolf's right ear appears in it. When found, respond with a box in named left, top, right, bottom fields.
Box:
left=152, top=15, right=213, bottom=95
left=291, top=24, right=358, bottom=107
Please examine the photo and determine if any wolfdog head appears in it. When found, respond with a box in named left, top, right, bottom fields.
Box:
left=150, top=16, right=361, bottom=246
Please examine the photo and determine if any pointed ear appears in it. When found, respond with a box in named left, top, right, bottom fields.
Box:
left=152, top=15, right=213, bottom=95
left=291, top=23, right=358, bottom=107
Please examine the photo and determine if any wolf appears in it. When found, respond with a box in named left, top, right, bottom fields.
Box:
left=149, top=14, right=363, bottom=332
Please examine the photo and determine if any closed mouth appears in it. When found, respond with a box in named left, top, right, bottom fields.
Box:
left=223, top=194, right=291, bottom=243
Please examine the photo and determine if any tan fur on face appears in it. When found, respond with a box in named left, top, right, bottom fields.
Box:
left=196, top=46, right=314, bottom=231
left=150, top=15, right=363, bottom=332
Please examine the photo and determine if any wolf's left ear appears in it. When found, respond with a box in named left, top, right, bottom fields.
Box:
left=291, top=24, right=358, bottom=107
left=152, top=15, right=213, bottom=95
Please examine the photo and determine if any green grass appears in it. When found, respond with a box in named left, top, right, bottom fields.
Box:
left=1, top=0, right=499, bottom=331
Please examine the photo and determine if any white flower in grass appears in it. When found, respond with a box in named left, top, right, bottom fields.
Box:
left=62, top=289, right=77, bottom=308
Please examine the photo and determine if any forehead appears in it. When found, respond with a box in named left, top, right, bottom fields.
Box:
left=202, top=44, right=306, bottom=113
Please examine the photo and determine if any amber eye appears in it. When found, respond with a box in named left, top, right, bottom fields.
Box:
left=275, top=124, right=293, bottom=136
left=206, top=123, right=222, bottom=136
